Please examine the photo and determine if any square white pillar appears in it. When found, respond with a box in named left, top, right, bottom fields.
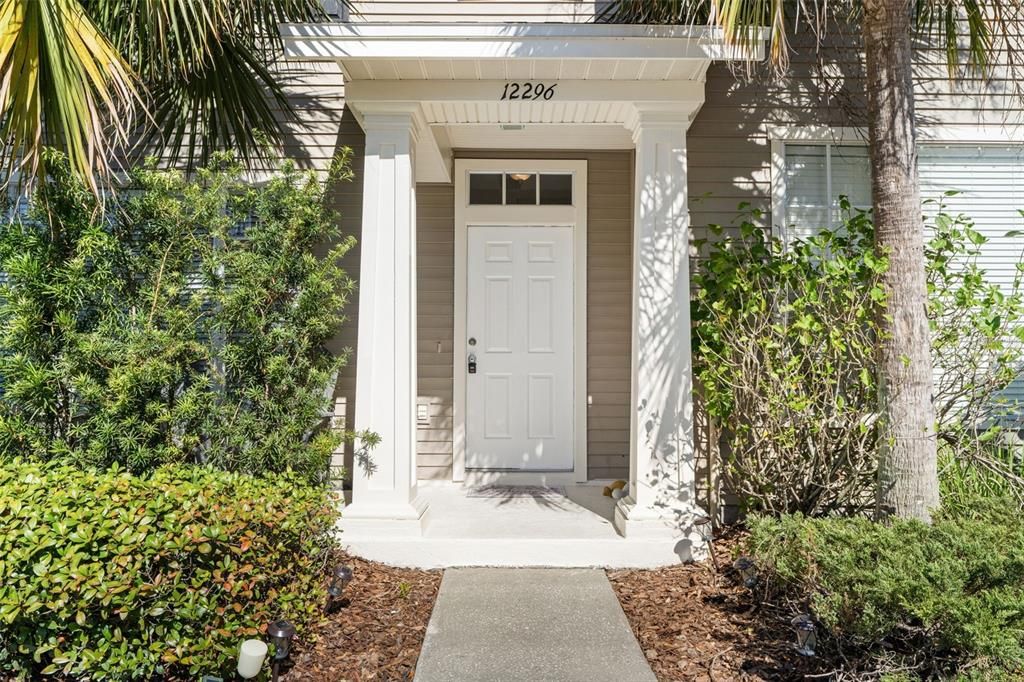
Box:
left=342, top=107, right=429, bottom=536
left=614, top=109, right=707, bottom=560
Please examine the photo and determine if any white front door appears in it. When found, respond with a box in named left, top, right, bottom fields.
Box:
left=466, top=225, right=575, bottom=470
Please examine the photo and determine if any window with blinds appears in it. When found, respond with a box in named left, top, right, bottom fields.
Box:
left=782, top=142, right=1024, bottom=290
left=781, top=141, right=1024, bottom=410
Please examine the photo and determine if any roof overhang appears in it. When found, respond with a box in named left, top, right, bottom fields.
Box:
left=280, top=22, right=767, bottom=182
left=281, top=22, right=767, bottom=62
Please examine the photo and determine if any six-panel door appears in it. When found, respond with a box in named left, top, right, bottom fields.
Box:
left=466, top=225, right=574, bottom=470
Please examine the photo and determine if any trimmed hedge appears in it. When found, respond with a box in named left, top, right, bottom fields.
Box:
left=0, top=459, right=339, bottom=679
left=746, top=505, right=1024, bottom=676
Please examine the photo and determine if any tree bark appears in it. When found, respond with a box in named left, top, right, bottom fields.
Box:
left=862, top=0, right=940, bottom=521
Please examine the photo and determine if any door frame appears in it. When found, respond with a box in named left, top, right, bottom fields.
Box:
left=453, top=158, right=588, bottom=484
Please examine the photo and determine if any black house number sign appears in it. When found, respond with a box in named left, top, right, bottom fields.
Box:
left=500, top=82, right=558, bottom=101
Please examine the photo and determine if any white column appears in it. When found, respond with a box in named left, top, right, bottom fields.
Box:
left=614, top=108, right=706, bottom=559
left=343, top=107, right=428, bottom=536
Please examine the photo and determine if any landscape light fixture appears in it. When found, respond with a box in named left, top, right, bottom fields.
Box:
left=791, top=614, right=818, bottom=656
left=693, top=514, right=719, bottom=572
left=733, top=556, right=757, bottom=588
left=326, top=564, right=354, bottom=613
left=236, top=639, right=268, bottom=680
left=329, top=565, right=353, bottom=599
left=267, top=619, right=296, bottom=682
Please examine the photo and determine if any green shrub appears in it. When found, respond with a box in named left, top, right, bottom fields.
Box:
left=746, top=507, right=1024, bottom=676
left=0, top=150, right=358, bottom=481
left=0, top=458, right=339, bottom=680
left=693, top=199, right=1024, bottom=516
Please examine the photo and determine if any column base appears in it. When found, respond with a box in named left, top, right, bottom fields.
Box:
left=613, top=496, right=709, bottom=562
left=338, top=496, right=430, bottom=538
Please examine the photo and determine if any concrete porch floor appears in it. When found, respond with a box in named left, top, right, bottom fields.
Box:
left=339, top=482, right=695, bottom=569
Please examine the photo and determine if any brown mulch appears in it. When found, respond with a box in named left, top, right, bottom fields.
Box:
left=608, top=530, right=829, bottom=682
left=284, top=552, right=442, bottom=682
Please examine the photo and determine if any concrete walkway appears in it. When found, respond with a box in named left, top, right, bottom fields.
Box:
left=414, top=568, right=657, bottom=682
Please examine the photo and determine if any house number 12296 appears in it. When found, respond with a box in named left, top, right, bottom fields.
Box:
left=500, top=82, right=557, bottom=101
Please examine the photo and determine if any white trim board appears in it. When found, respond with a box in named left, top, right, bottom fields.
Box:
left=453, top=158, right=589, bottom=483
left=281, top=23, right=768, bottom=62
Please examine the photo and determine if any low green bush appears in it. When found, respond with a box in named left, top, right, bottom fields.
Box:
left=746, top=506, right=1024, bottom=677
left=0, top=459, right=339, bottom=680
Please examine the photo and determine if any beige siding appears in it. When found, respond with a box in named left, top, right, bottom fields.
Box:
left=688, top=31, right=1023, bottom=242
left=416, top=184, right=457, bottom=480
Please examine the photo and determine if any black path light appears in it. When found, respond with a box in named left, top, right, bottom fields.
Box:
left=732, top=556, right=757, bottom=588
left=326, top=564, right=354, bottom=613
left=267, top=619, right=297, bottom=682
left=791, top=614, right=818, bottom=656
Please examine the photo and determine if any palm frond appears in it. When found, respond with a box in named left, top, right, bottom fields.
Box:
left=0, top=0, right=140, bottom=192
left=603, top=0, right=790, bottom=70
left=146, top=36, right=290, bottom=171
left=607, top=0, right=1024, bottom=82
left=87, top=0, right=327, bottom=171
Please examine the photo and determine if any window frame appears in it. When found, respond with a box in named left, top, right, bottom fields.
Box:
left=770, top=125, right=1024, bottom=247
left=467, top=170, right=576, bottom=207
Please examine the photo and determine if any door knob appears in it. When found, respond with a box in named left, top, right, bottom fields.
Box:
left=468, top=353, right=477, bottom=374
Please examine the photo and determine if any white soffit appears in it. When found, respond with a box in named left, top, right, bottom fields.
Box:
left=279, top=22, right=766, bottom=182
left=280, top=22, right=768, bottom=66
left=446, top=124, right=634, bottom=150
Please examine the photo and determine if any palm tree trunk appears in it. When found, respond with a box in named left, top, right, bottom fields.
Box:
left=862, top=0, right=940, bottom=521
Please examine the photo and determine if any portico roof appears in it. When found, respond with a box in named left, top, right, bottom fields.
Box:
left=280, top=22, right=766, bottom=182
left=281, top=22, right=767, bottom=69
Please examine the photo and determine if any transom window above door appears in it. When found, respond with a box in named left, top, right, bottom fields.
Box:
left=468, top=172, right=574, bottom=206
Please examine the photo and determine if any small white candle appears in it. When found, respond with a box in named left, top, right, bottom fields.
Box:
left=237, top=639, right=268, bottom=679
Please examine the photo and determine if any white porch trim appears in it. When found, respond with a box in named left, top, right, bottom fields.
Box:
left=290, top=21, right=765, bottom=560
left=281, top=22, right=768, bottom=62
left=612, top=108, right=705, bottom=556
left=452, top=158, right=589, bottom=484
left=342, top=106, right=430, bottom=537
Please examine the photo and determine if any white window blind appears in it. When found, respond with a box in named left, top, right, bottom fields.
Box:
left=784, top=143, right=1024, bottom=291
left=782, top=144, right=872, bottom=242
left=782, top=141, right=1024, bottom=410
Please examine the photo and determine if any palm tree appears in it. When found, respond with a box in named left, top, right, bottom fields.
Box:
left=608, top=0, right=1024, bottom=521
left=0, top=0, right=331, bottom=192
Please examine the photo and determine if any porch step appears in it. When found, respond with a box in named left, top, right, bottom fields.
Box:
left=340, top=482, right=696, bottom=568
left=341, top=535, right=693, bottom=569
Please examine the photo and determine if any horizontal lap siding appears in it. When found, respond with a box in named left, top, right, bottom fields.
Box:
left=689, top=32, right=1022, bottom=244
left=456, top=150, right=633, bottom=480
left=417, top=185, right=456, bottom=480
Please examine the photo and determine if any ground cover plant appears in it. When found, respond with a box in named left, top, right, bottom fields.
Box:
left=0, top=149, right=358, bottom=482
left=0, top=458, right=339, bottom=680
left=745, top=499, right=1024, bottom=679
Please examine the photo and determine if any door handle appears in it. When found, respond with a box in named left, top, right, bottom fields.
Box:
left=468, top=353, right=477, bottom=374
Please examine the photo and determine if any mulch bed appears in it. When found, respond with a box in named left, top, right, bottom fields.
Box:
left=609, top=530, right=829, bottom=682
left=285, top=552, right=442, bottom=682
